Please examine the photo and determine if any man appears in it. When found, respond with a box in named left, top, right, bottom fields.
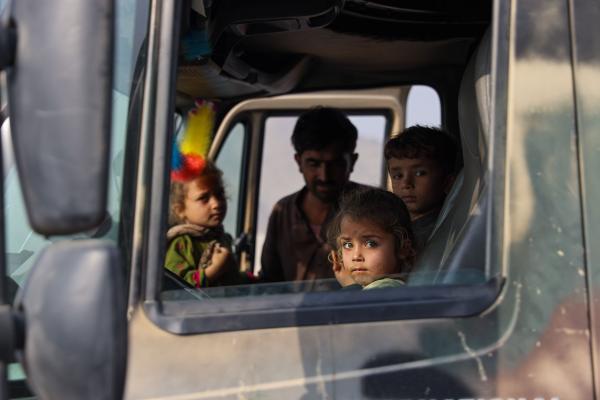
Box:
left=260, top=106, right=359, bottom=282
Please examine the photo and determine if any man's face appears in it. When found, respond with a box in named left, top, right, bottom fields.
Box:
left=388, top=157, right=453, bottom=220
left=295, top=145, right=358, bottom=202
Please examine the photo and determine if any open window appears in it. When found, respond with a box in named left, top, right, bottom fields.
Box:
left=142, top=0, right=505, bottom=334
left=253, top=111, right=390, bottom=275
left=405, top=85, right=442, bottom=128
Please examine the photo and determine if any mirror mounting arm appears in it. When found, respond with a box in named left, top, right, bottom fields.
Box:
left=0, top=8, right=16, bottom=70
left=0, top=304, right=23, bottom=364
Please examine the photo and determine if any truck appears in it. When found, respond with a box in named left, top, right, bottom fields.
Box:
left=1, top=0, right=599, bottom=399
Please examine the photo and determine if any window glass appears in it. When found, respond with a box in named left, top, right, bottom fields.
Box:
left=215, top=122, right=246, bottom=236
left=158, top=3, right=507, bottom=301
left=405, top=85, right=441, bottom=127
left=3, top=0, right=149, bottom=300
left=254, top=114, right=387, bottom=274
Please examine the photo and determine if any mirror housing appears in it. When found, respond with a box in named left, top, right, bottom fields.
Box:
left=17, top=240, right=126, bottom=400
left=6, top=0, right=114, bottom=235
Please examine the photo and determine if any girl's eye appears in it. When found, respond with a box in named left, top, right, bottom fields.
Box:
left=392, top=174, right=403, bottom=180
left=415, top=170, right=427, bottom=177
left=365, top=240, right=378, bottom=248
left=198, top=195, right=209, bottom=203
left=342, top=241, right=353, bottom=249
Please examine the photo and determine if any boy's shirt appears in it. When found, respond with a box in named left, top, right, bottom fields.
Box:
left=412, top=208, right=441, bottom=252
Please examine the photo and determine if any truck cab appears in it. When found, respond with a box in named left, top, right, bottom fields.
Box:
left=1, top=0, right=600, bottom=399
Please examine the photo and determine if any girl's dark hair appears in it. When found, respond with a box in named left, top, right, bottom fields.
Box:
left=169, top=160, right=224, bottom=226
left=327, top=187, right=416, bottom=274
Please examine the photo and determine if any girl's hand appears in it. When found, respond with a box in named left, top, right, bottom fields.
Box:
left=204, top=243, right=232, bottom=282
left=330, top=250, right=354, bottom=287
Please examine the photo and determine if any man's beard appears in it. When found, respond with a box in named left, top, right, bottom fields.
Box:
left=310, top=181, right=342, bottom=202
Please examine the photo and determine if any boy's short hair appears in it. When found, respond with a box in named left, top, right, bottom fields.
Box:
left=291, top=106, right=358, bottom=154
left=384, top=125, right=458, bottom=174
left=327, top=187, right=416, bottom=273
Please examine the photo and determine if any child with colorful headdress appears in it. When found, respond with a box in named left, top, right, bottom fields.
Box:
left=165, top=100, right=240, bottom=287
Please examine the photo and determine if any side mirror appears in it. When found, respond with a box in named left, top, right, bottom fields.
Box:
left=17, top=240, right=127, bottom=400
left=4, top=0, right=114, bottom=235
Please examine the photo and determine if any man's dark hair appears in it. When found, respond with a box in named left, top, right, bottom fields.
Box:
left=384, top=125, right=459, bottom=174
left=291, top=106, right=358, bottom=154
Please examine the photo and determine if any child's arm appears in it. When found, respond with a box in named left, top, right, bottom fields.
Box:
left=203, top=242, right=234, bottom=284
left=165, top=236, right=207, bottom=287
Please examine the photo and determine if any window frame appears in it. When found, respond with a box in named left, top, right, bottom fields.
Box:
left=139, top=2, right=509, bottom=335
left=250, top=108, right=394, bottom=273
left=214, top=119, right=251, bottom=240
left=150, top=278, right=502, bottom=334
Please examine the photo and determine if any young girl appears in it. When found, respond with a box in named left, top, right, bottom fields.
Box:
left=165, top=159, right=239, bottom=287
left=327, top=187, right=416, bottom=290
left=165, top=160, right=238, bottom=287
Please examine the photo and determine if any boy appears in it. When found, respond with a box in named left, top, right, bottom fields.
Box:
left=384, top=125, right=458, bottom=251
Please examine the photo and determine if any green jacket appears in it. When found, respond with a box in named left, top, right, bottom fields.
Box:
left=164, top=224, right=237, bottom=287
left=165, top=234, right=213, bottom=287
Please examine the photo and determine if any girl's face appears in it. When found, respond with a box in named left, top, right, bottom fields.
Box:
left=339, top=216, right=399, bottom=287
left=177, top=176, right=227, bottom=228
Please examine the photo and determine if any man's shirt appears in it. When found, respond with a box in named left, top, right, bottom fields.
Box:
left=260, top=182, right=362, bottom=282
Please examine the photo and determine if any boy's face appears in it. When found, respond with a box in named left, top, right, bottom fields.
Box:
left=176, top=177, right=227, bottom=228
left=295, top=144, right=358, bottom=203
left=388, top=157, right=453, bottom=220
left=339, top=217, right=399, bottom=287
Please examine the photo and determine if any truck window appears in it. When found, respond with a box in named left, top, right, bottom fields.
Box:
left=254, top=114, right=388, bottom=274
left=405, top=85, right=441, bottom=127
left=150, top=1, right=504, bottom=334
left=215, top=122, right=247, bottom=237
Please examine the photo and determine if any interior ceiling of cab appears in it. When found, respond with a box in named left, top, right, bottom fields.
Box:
left=176, top=0, right=491, bottom=102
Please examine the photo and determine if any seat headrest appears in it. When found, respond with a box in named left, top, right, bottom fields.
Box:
left=475, top=28, right=492, bottom=143
left=411, top=28, right=493, bottom=284
left=458, top=28, right=491, bottom=170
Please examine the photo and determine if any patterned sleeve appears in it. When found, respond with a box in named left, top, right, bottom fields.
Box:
left=165, top=235, right=206, bottom=287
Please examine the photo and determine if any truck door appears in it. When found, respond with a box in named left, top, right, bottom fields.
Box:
left=123, top=1, right=596, bottom=399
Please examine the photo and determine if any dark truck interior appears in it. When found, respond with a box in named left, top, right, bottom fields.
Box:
left=164, top=0, right=494, bottom=293
left=177, top=0, right=490, bottom=124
